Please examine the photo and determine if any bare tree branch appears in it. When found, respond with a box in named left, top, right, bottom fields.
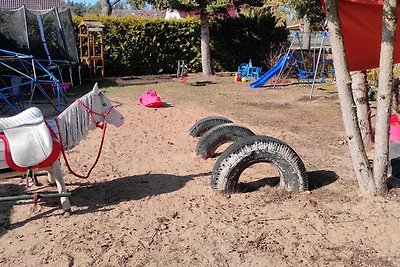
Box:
left=111, top=0, right=122, bottom=7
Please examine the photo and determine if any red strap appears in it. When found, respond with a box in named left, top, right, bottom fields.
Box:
left=0, top=133, right=26, bottom=171
left=55, top=118, right=107, bottom=179
left=75, top=99, right=113, bottom=129
left=40, top=121, right=61, bottom=168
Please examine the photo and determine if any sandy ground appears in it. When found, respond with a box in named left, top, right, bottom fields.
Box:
left=1, top=74, right=400, bottom=266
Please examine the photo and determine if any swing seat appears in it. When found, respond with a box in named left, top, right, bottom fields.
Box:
left=297, top=69, right=312, bottom=79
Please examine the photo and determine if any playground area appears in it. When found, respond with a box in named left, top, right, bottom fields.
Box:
left=1, top=74, right=400, bottom=266
left=0, top=7, right=79, bottom=115
left=238, top=31, right=335, bottom=93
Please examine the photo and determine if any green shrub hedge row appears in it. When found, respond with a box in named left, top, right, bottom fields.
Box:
left=74, top=14, right=288, bottom=76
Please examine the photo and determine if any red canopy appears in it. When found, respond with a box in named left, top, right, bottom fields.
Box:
left=323, top=0, right=400, bottom=71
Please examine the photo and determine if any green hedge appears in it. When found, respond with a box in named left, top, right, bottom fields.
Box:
left=74, top=14, right=287, bottom=76
left=210, top=15, right=288, bottom=71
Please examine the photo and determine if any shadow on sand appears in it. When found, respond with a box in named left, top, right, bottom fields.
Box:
left=0, top=182, right=26, bottom=237
left=0, top=170, right=338, bottom=235
left=0, top=171, right=211, bottom=235
left=238, top=170, right=339, bottom=193
left=69, top=172, right=210, bottom=215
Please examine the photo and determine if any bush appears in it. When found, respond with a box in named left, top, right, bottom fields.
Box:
left=210, top=14, right=288, bottom=72
left=367, top=65, right=400, bottom=88
left=74, top=14, right=288, bottom=76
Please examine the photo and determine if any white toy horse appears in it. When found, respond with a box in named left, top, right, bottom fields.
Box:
left=0, top=83, right=124, bottom=215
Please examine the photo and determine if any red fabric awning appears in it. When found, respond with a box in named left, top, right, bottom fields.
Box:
left=323, top=0, right=400, bottom=71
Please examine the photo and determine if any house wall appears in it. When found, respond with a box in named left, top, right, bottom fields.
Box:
left=164, top=7, right=238, bottom=20
left=164, top=9, right=182, bottom=19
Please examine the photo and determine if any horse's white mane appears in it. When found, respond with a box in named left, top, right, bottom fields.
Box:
left=57, top=91, right=96, bottom=150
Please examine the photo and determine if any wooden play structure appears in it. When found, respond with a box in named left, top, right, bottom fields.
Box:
left=78, top=20, right=105, bottom=80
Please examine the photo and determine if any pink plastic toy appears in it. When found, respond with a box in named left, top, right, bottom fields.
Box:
left=391, top=114, right=399, bottom=124
left=390, top=114, right=400, bottom=142
left=138, top=90, right=163, bottom=108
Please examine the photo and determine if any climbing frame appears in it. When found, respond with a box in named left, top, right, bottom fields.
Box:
left=78, top=20, right=105, bottom=80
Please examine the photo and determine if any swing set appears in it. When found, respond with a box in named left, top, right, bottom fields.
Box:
left=274, top=30, right=334, bottom=98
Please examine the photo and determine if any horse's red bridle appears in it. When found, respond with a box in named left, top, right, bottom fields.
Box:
left=55, top=98, right=115, bottom=179
left=75, top=99, right=114, bottom=129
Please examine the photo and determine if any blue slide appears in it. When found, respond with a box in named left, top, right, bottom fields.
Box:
left=249, top=55, right=294, bottom=89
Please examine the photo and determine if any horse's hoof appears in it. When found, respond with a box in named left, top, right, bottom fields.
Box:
left=63, top=209, right=72, bottom=218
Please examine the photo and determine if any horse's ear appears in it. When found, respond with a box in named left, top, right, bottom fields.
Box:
left=92, top=83, right=100, bottom=95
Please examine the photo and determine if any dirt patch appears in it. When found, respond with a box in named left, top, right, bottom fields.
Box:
left=0, top=74, right=400, bottom=266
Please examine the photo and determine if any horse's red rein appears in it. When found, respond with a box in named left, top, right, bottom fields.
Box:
left=76, top=99, right=114, bottom=129
left=55, top=100, right=113, bottom=179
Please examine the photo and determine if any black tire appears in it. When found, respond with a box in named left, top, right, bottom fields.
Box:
left=196, top=123, right=255, bottom=159
left=189, top=116, right=233, bottom=137
left=211, top=135, right=308, bottom=194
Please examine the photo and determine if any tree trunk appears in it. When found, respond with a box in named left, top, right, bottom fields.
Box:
left=392, top=77, right=400, bottom=113
left=302, top=15, right=311, bottom=50
left=351, top=71, right=374, bottom=144
left=325, top=0, right=376, bottom=195
left=373, top=0, right=398, bottom=196
left=101, top=0, right=112, bottom=16
left=200, top=11, right=213, bottom=76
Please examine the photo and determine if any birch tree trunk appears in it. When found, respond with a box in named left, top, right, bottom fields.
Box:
left=373, top=0, right=398, bottom=196
left=351, top=71, right=374, bottom=144
left=302, top=15, right=311, bottom=50
left=325, top=0, right=376, bottom=195
left=392, top=78, right=400, bottom=113
left=200, top=12, right=213, bottom=76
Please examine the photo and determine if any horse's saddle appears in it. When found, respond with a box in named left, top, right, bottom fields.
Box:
left=0, top=107, right=57, bottom=169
